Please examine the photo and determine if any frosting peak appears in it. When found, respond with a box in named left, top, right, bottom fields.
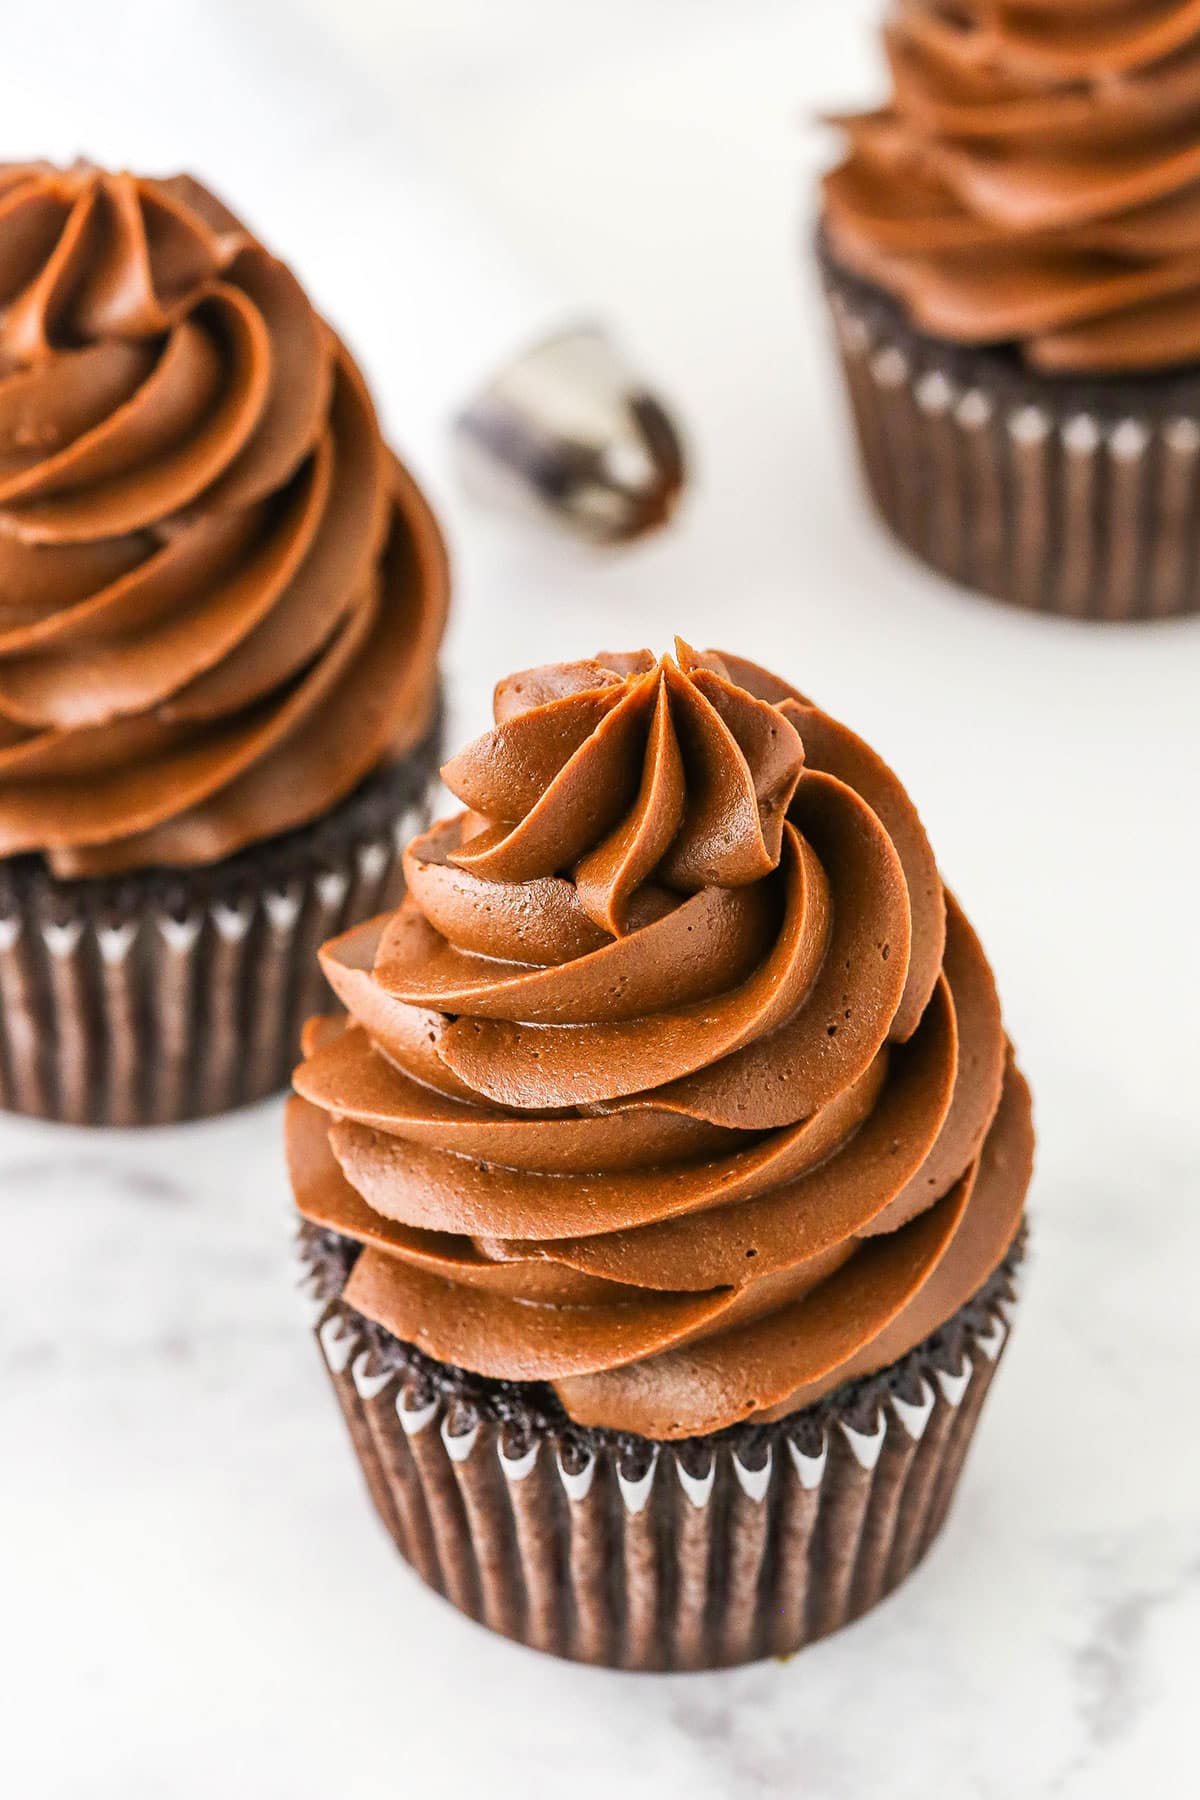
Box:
left=289, top=648, right=1033, bottom=1439
left=0, top=162, right=447, bottom=876
left=823, top=2, right=1200, bottom=372
left=442, top=644, right=806, bottom=926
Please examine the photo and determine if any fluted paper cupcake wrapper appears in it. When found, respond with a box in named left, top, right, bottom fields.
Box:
left=820, top=248, right=1200, bottom=621
left=0, top=768, right=435, bottom=1126
left=302, top=1269, right=1017, bottom=1672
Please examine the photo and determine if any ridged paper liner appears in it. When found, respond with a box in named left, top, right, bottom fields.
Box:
left=0, top=770, right=435, bottom=1126
left=820, top=254, right=1200, bottom=621
left=301, top=1263, right=1017, bottom=1672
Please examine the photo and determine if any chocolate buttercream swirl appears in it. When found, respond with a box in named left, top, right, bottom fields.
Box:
left=0, top=162, right=447, bottom=876
left=823, top=1, right=1200, bottom=372
left=288, top=644, right=1033, bottom=1439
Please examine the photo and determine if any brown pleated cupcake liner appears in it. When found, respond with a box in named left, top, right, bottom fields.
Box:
left=299, top=1236, right=1021, bottom=1671
left=0, top=741, right=439, bottom=1126
left=819, top=238, right=1200, bottom=621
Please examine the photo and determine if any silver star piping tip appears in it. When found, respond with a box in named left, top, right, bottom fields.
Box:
left=453, top=326, right=687, bottom=545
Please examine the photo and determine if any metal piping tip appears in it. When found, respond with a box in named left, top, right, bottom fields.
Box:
left=453, top=326, right=687, bottom=545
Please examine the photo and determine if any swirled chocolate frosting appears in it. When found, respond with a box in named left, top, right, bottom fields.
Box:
left=823, top=2, right=1200, bottom=372
left=288, top=645, right=1033, bottom=1439
left=0, top=162, right=447, bottom=877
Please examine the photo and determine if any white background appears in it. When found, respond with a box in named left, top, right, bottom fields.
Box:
left=2, top=3, right=1197, bottom=1796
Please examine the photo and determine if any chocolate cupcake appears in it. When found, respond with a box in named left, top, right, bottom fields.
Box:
left=289, top=644, right=1034, bottom=1670
left=0, top=162, right=448, bottom=1123
left=820, top=2, right=1200, bottom=620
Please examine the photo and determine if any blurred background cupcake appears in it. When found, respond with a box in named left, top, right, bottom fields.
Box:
left=290, top=643, right=1033, bottom=1671
left=0, top=162, right=448, bottom=1125
left=820, top=0, right=1200, bottom=621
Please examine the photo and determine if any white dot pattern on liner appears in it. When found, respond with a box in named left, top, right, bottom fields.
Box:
left=936, top=1358, right=974, bottom=1407
left=1110, top=418, right=1150, bottom=462
left=97, top=920, right=139, bottom=965
left=955, top=389, right=992, bottom=429
left=356, top=841, right=389, bottom=882
left=841, top=1413, right=887, bottom=1471
left=1164, top=416, right=1200, bottom=454
left=315, top=870, right=350, bottom=909
left=891, top=1380, right=936, bottom=1441
left=498, top=1441, right=539, bottom=1482
left=915, top=369, right=955, bottom=415
left=396, top=1391, right=440, bottom=1436
left=441, top=1415, right=480, bottom=1463
left=263, top=887, right=304, bottom=931
left=318, top=1314, right=359, bottom=1375
left=43, top=918, right=84, bottom=957
left=787, top=1436, right=828, bottom=1491
left=212, top=898, right=254, bottom=943
left=674, top=1454, right=716, bottom=1508
left=616, top=1451, right=659, bottom=1514
left=351, top=1351, right=394, bottom=1401
left=870, top=344, right=909, bottom=388
left=557, top=1450, right=596, bottom=1502
left=974, top=1313, right=1008, bottom=1362
left=1062, top=413, right=1102, bottom=455
left=732, top=1445, right=774, bottom=1502
left=1008, top=404, right=1051, bottom=445
left=157, top=911, right=203, bottom=950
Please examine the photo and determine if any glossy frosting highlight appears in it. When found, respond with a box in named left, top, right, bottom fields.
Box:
left=0, top=162, right=446, bottom=876
left=288, top=646, right=1033, bottom=1439
left=823, top=1, right=1200, bottom=372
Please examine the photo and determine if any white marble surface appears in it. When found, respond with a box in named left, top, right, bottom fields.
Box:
left=3, top=3, right=1199, bottom=1796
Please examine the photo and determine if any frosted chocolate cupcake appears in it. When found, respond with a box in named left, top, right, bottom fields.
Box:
left=821, top=2, right=1200, bottom=619
left=290, top=644, right=1033, bottom=1670
left=0, top=162, right=447, bottom=1122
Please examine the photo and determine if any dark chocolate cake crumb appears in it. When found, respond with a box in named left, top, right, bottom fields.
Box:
left=817, top=225, right=1200, bottom=421
left=297, top=1217, right=1027, bottom=1463
left=0, top=703, right=442, bottom=918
